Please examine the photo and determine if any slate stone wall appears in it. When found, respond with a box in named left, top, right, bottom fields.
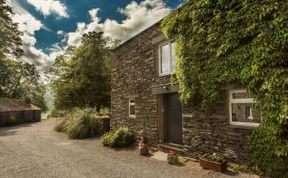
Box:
left=182, top=90, right=252, bottom=163
left=111, top=23, right=165, bottom=145
left=112, top=23, right=253, bottom=163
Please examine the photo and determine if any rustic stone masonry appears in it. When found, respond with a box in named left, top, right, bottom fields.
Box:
left=112, top=22, right=253, bottom=163
left=111, top=23, right=163, bottom=145
left=182, top=90, right=252, bottom=163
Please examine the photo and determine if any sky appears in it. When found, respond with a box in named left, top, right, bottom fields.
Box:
left=6, top=0, right=185, bottom=82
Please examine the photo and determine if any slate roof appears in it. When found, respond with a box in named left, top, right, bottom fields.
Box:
left=0, top=98, right=41, bottom=112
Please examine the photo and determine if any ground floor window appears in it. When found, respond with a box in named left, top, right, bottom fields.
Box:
left=229, top=89, right=261, bottom=126
left=128, top=99, right=136, bottom=118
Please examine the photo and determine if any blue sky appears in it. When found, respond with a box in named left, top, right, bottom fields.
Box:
left=7, top=0, right=185, bottom=78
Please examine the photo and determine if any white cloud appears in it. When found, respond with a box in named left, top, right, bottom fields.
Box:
left=7, top=0, right=171, bottom=82
left=27, top=0, right=69, bottom=18
left=66, top=9, right=101, bottom=46
left=6, top=0, right=64, bottom=81
left=107, top=0, right=171, bottom=41
left=57, top=30, right=64, bottom=36
left=66, top=0, right=171, bottom=46
left=12, top=13, right=42, bottom=35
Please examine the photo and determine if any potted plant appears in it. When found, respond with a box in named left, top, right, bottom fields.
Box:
left=138, top=129, right=149, bottom=156
left=139, top=143, right=149, bottom=155
left=167, top=150, right=178, bottom=165
left=200, top=152, right=227, bottom=172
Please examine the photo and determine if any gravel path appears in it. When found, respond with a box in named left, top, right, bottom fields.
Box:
left=0, top=120, right=258, bottom=178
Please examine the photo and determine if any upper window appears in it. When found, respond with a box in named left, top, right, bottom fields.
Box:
left=129, top=99, right=136, bottom=118
left=229, top=89, right=261, bottom=127
left=159, top=41, right=176, bottom=75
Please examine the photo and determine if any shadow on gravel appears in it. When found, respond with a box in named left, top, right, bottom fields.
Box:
left=112, top=145, right=137, bottom=152
left=224, top=170, right=239, bottom=176
left=0, top=123, right=34, bottom=137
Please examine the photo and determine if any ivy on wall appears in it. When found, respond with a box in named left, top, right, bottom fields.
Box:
left=161, top=0, right=288, bottom=177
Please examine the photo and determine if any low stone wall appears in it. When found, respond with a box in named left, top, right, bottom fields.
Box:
left=0, top=110, right=41, bottom=127
left=96, top=116, right=110, bottom=135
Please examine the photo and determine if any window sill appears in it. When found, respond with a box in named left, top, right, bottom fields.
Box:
left=227, top=125, right=258, bottom=130
left=159, top=73, right=171, bottom=77
left=128, top=116, right=136, bottom=119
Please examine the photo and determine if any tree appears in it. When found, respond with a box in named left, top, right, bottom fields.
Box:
left=0, top=0, right=23, bottom=59
left=0, top=0, right=47, bottom=111
left=162, top=1, right=287, bottom=177
left=0, top=59, right=47, bottom=111
left=50, top=32, right=112, bottom=110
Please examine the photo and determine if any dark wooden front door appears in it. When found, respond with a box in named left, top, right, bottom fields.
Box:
left=164, top=93, right=183, bottom=144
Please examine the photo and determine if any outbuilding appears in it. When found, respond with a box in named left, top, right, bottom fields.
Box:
left=0, top=98, right=41, bottom=127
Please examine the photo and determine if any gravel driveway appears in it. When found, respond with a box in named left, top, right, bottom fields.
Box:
left=0, top=120, right=258, bottom=178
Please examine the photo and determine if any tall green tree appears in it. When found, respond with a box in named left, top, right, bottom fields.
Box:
left=50, top=32, right=112, bottom=110
left=0, top=59, right=47, bottom=111
left=0, top=0, right=47, bottom=111
left=162, top=0, right=287, bottom=177
left=0, top=0, right=23, bottom=59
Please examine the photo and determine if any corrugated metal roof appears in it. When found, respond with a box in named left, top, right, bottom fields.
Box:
left=0, top=98, right=41, bottom=112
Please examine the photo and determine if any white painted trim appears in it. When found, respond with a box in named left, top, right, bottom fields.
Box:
left=182, top=114, right=193, bottom=118
left=229, top=89, right=260, bottom=127
left=158, top=41, right=176, bottom=76
left=128, top=99, right=136, bottom=118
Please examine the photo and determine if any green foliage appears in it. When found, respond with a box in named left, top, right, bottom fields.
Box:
left=231, top=164, right=261, bottom=175
left=0, top=1, right=47, bottom=111
left=202, top=152, right=225, bottom=163
left=251, top=121, right=288, bottom=178
left=54, top=108, right=104, bottom=139
left=162, top=1, right=288, bottom=176
left=101, top=127, right=134, bottom=148
left=49, top=109, right=65, bottom=117
left=0, top=0, right=23, bottom=59
left=100, top=107, right=110, bottom=115
left=101, top=132, right=113, bottom=146
left=7, top=116, right=17, bottom=125
left=50, top=32, right=112, bottom=110
left=232, top=164, right=250, bottom=173
left=0, top=59, right=47, bottom=111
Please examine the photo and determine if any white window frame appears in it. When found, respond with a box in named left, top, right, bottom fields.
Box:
left=128, top=99, right=136, bottom=118
left=158, top=41, right=176, bottom=76
left=229, top=89, right=260, bottom=127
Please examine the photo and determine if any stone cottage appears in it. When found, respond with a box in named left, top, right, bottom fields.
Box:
left=0, top=98, right=41, bottom=127
left=111, top=21, right=261, bottom=163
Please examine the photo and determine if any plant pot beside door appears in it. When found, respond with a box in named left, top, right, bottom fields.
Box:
left=138, top=129, right=149, bottom=156
left=139, top=143, right=149, bottom=156
left=200, top=153, right=227, bottom=172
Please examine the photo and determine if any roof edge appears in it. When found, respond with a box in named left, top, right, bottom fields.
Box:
left=113, top=18, right=163, bottom=51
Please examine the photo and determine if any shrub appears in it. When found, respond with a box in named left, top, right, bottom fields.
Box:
left=7, top=116, right=17, bottom=125
left=101, top=132, right=113, bottom=146
left=54, top=118, right=69, bottom=132
left=251, top=121, right=288, bottom=178
left=101, top=127, right=134, bottom=148
left=54, top=108, right=107, bottom=139
left=202, top=153, right=225, bottom=163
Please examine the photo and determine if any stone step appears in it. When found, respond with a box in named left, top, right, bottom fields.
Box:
left=158, top=143, right=184, bottom=155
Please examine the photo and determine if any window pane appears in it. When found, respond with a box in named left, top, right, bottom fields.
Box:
left=232, top=92, right=251, bottom=99
left=231, top=103, right=261, bottom=123
left=161, top=43, right=170, bottom=74
left=171, top=42, right=176, bottom=73
left=129, top=99, right=135, bottom=104
left=130, top=105, right=135, bottom=115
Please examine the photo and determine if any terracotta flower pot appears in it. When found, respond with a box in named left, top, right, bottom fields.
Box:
left=199, top=158, right=227, bottom=172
